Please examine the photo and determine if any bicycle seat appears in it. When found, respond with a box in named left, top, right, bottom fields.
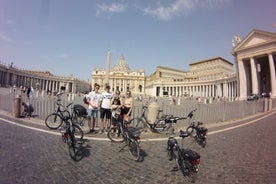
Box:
left=179, top=130, right=190, bottom=138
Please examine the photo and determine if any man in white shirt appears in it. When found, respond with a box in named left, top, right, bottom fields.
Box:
left=87, top=83, right=101, bottom=133
left=99, top=85, right=113, bottom=133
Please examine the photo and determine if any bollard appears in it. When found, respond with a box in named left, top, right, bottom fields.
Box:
left=264, top=98, right=268, bottom=112
left=268, top=98, right=272, bottom=111
left=147, top=101, right=160, bottom=123
left=14, top=95, right=21, bottom=118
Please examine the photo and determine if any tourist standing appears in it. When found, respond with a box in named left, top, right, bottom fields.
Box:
left=99, top=85, right=113, bottom=133
left=87, top=83, right=101, bottom=133
left=110, top=90, right=124, bottom=128
left=123, top=90, right=134, bottom=127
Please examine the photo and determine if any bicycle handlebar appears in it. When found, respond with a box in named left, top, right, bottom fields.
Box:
left=164, top=115, right=187, bottom=123
left=187, top=108, right=197, bottom=119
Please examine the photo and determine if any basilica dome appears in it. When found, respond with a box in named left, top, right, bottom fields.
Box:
left=112, top=55, right=130, bottom=72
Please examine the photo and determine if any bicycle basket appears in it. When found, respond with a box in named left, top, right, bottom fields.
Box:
left=73, top=104, right=87, bottom=116
left=128, top=127, right=141, bottom=137
left=182, top=149, right=200, bottom=161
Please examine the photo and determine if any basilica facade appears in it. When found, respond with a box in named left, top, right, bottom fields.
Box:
left=92, top=55, right=146, bottom=94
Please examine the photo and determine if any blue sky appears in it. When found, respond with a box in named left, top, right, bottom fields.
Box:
left=0, top=0, right=275, bottom=81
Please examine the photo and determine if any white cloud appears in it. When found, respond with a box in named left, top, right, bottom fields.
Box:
left=96, top=3, right=127, bottom=16
left=56, top=53, right=68, bottom=59
left=0, top=33, right=12, bottom=43
left=143, top=0, right=230, bottom=20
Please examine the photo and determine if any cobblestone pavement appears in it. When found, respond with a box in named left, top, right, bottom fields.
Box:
left=0, top=110, right=276, bottom=184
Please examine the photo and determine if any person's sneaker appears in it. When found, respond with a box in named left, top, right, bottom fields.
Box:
left=100, top=129, right=104, bottom=134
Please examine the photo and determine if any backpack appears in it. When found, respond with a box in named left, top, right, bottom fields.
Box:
left=73, top=104, right=87, bottom=116
left=83, top=95, right=89, bottom=104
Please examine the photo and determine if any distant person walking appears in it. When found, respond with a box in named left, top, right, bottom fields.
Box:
left=99, top=85, right=113, bottom=133
left=87, top=83, right=101, bottom=133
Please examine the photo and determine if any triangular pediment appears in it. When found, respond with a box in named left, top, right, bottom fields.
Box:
left=233, top=29, right=276, bottom=52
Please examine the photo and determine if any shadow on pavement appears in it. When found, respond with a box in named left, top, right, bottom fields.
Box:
left=74, top=139, right=91, bottom=162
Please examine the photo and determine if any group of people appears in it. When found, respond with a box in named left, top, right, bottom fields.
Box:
left=85, top=83, right=134, bottom=134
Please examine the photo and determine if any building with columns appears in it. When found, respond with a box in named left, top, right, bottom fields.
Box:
left=232, top=29, right=276, bottom=100
left=92, top=55, right=146, bottom=94
left=0, top=63, right=91, bottom=94
left=145, top=57, right=237, bottom=100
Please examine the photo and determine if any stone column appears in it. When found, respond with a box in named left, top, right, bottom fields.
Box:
left=45, top=80, right=49, bottom=92
left=268, top=54, right=276, bottom=98
left=250, top=57, right=258, bottom=94
left=217, top=83, right=222, bottom=97
left=238, top=59, right=247, bottom=100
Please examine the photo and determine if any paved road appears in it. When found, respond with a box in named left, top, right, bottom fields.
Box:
left=0, top=111, right=276, bottom=184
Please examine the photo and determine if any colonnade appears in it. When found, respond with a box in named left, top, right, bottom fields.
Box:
left=157, top=79, right=237, bottom=100
left=237, top=53, right=276, bottom=100
left=0, top=64, right=75, bottom=93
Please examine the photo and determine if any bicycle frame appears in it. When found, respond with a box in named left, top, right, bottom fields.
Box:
left=167, top=130, right=200, bottom=182
left=131, top=106, right=170, bottom=133
left=115, top=121, right=141, bottom=161
left=55, top=99, right=72, bottom=118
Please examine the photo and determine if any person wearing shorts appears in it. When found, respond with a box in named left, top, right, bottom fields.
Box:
left=99, top=85, right=113, bottom=133
left=87, top=83, right=101, bottom=133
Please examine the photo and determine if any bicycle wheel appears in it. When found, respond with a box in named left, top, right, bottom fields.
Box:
left=45, top=113, right=63, bottom=129
left=107, top=126, right=124, bottom=142
left=67, top=135, right=76, bottom=161
left=201, top=139, right=207, bottom=148
left=128, top=139, right=140, bottom=161
left=73, top=124, right=84, bottom=142
left=72, top=114, right=88, bottom=127
left=177, top=151, right=197, bottom=182
left=167, top=146, right=175, bottom=161
left=78, top=116, right=88, bottom=126
left=197, top=136, right=207, bottom=148
left=129, top=118, right=144, bottom=129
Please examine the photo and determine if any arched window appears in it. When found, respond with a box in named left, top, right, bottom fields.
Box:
left=138, top=85, right=142, bottom=92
